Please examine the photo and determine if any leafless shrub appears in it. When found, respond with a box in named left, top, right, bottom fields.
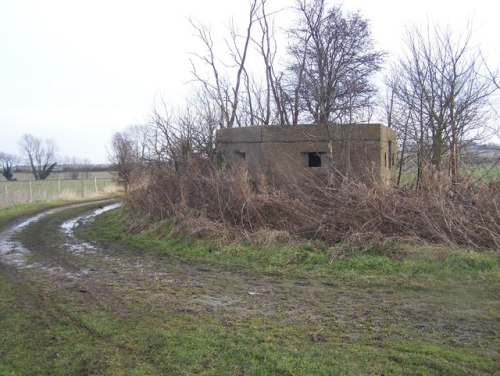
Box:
left=246, top=229, right=294, bottom=248
left=126, top=159, right=499, bottom=251
left=295, top=170, right=499, bottom=249
left=180, top=217, right=231, bottom=240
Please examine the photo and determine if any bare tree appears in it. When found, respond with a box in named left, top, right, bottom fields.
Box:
left=384, top=76, right=413, bottom=185
left=282, top=0, right=384, bottom=125
left=185, top=92, right=220, bottom=160
left=189, top=0, right=262, bottom=129
left=147, top=92, right=220, bottom=173
left=0, top=152, right=17, bottom=181
left=481, top=56, right=500, bottom=139
left=386, top=25, right=496, bottom=184
left=149, top=100, right=188, bottom=172
left=109, top=123, right=157, bottom=191
left=188, top=0, right=383, bottom=130
left=82, top=158, right=91, bottom=179
left=61, top=157, right=93, bottom=180
left=483, top=56, right=500, bottom=91
left=110, top=131, right=137, bottom=191
left=247, top=0, right=288, bottom=126
left=18, top=134, right=58, bottom=180
left=63, top=156, right=82, bottom=180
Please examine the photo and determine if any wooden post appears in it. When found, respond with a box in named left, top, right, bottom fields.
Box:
left=94, top=177, right=98, bottom=194
left=81, top=180, right=85, bottom=198
left=4, top=184, right=7, bottom=205
left=29, top=180, right=33, bottom=203
left=58, top=179, right=61, bottom=194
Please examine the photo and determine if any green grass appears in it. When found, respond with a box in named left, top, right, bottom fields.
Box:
left=0, top=178, right=119, bottom=207
left=0, top=200, right=68, bottom=228
left=398, top=163, right=500, bottom=184
left=463, top=163, right=500, bottom=180
left=1, top=270, right=496, bottom=375
left=1, top=204, right=498, bottom=375
left=0, top=194, right=122, bottom=229
left=79, top=208, right=499, bottom=285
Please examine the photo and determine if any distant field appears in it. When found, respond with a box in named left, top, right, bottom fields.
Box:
left=398, top=163, right=500, bottom=184
left=0, top=177, right=119, bottom=207
left=1, top=170, right=114, bottom=182
left=464, top=164, right=500, bottom=180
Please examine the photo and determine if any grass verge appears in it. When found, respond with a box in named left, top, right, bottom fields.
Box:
left=79, top=207, right=499, bottom=285
left=0, top=194, right=122, bottom=228
left=0, top=204, right=498, bottom=375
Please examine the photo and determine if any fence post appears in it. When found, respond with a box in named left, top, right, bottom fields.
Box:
left=4, top=184, right=7, bottom=205
left=29, top=180, right=33, bottom=203
left=94, top=177, right=98, bottom=194
left=58, top=179, right=61, bottom=195
left=81, top=180, right=85, bottom=198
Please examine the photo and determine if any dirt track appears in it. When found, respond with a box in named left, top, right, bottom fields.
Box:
left=1, top=200, right=496, bottom=347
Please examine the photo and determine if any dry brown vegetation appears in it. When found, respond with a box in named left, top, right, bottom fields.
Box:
left=109, top=0, right=499, bottom=252
left=126, top=161, right=500, bottom=251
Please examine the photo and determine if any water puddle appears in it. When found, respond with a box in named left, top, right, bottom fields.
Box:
left=0, top=201, right=120, bottom=276
left=61, top=202, right=121, bottom=253
left=61, top=202, right=121, bottom=235
left=0, top=209, right=58, bottom=269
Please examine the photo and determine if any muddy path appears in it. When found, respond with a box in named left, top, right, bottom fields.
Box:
left=1, top=201, right=495, bottom=341
left=0, top=201, right=498, bottom=374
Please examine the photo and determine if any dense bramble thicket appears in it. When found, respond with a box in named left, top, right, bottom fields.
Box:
left=126, top=162, right=499, bottom=250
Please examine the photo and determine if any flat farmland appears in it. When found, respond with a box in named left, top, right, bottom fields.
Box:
left=1, top=170, right=114, bottom=182
left=0, top=172, right=118, bottom=206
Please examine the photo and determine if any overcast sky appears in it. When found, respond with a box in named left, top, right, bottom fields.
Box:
left=1, top=0, right=498, bottom=163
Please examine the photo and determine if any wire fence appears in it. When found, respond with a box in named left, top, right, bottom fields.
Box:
left=0, top=178, right=119, bottom=207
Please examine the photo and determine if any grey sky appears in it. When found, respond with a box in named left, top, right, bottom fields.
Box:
left=1, top=0, right=498, bottom=163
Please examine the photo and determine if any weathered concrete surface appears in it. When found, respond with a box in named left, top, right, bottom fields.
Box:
left=217, top=124, right=397, bottom=184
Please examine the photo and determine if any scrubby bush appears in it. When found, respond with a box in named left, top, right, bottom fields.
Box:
left=126, top=160, right=499, bottom=251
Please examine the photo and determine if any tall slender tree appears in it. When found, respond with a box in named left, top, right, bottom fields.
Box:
left=189, top=0, right=261, bottom=129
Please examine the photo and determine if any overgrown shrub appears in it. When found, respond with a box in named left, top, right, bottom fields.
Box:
left=126, top=161, right=500, bottom=250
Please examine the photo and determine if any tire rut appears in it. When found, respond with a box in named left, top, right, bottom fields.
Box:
left=0, top=201, right=496, bottom=348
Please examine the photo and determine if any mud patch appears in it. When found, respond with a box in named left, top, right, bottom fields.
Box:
left=0, top=209, right=58, bottom=268
left=0, top=200, right=119, bottom=277
left=0, top=199, right=498, bottom=375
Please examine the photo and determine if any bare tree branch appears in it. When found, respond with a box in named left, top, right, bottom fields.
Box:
left=386, top=23, right=497, bottom=184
